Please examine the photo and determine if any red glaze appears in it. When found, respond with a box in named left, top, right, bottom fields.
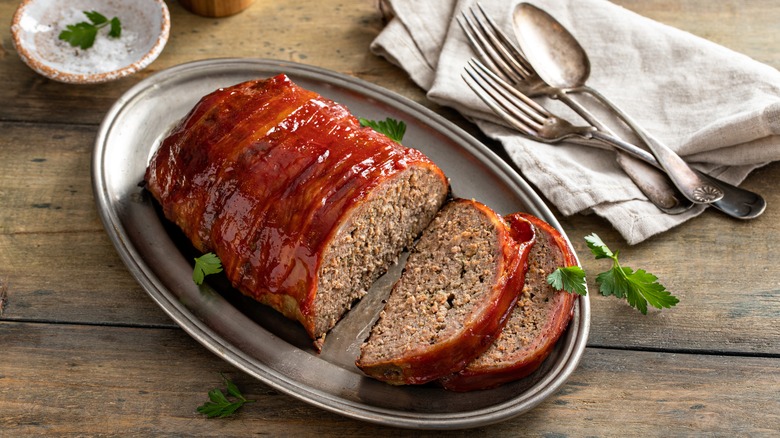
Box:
left=144, top=74, right=447, bottom=342
left=439, top=212, right=577, bottom=392
left=356, top=199, right=535, bottom=385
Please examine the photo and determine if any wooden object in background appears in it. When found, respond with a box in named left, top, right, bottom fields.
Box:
left=179, top=0, right=255, bottom=17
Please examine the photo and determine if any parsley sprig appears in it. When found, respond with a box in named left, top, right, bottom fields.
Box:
left=197, top=373, right=255, bottom=418
left=59, top=11, right=122, bottom=50
left=193, top=252, right=223, bottom=285
left=547, top=263, right=587, bottom=297
left=547, top=233, right=679, bottom=314
left=359, top=117, right=407, bottom=143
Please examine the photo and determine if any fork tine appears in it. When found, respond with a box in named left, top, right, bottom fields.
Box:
left=459, top=4, right=534, bottom=84
left=468, top=59, right=552, bottom=125
left=472, top=3, right=535, bottom=78
left=458, top=13, right=518, bottom=82
left=462, top=69, right=536, bottom=137
left=463, top=60, right=542, bottom=136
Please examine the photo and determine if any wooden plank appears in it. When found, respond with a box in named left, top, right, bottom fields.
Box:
left=0, top=321, right=777, bottom=435
left=1, top=121, right=779, bottom=352
left=0, top=122, right=101, bottom=235
left=0, top=121, right=169, bottom=326
left=617, top=0, right=780, bottom=67
left=0, top=231, right=172, bottom=326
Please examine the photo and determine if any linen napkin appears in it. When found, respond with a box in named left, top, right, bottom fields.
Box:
left=371, top=0, right=780, bottom=244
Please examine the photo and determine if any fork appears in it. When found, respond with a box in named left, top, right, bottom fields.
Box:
left=463, top=59, right=766, bottom=219
left=458, top=4, right=693, bottom=214
left=459, top=4, right=610, bottom=133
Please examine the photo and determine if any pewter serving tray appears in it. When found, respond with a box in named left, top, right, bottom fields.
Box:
left=93, top=58, right=590, bottom=429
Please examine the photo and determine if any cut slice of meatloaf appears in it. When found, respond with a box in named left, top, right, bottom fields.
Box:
left=440, top=212, right=578, bottom=391
left=356, top=199, right=535, bottom=385
left=144, top=74, right=449, bottom=349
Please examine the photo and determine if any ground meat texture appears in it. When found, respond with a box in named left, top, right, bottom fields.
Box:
left=356, top=199, right=531, bottom=385
left=440, top=212, right=578, bottom=392
left=313, top=166, right=447, bottom=345
left=484, top=223, right=561, bottom=358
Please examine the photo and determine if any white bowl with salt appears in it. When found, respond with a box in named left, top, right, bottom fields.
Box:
left=11, top=0, right=170, bottom=84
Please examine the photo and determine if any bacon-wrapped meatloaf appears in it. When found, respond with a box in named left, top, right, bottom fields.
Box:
left=144, top=74, right=449, bottom=349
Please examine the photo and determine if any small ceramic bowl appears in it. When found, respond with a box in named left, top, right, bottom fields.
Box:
left=11, top=0, right=170, bottom=84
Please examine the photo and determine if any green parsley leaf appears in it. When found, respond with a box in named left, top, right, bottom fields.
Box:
left=84, top=10, right=108, bottom=26
left=109, top=17, right=122, bottom=38
left=584, top=233, right=614, bottom=259
left=546, top=233, right=679, bottom=314
left=192, top=252, right=223, bottom=285
left=197, top=373, right=255, bottom=418
left=59, top=22, right=98, bottom=50
left=586, top=233, right=679, bottom=314
left=547, top=265, right=587, bottom=296
left=58, top=11, right=122, bottom=50
left=359, top=117, right=407, bottom=143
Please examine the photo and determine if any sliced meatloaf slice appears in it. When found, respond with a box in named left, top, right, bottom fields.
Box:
left=144, top=74, right=449, bottom=349
left=439, top=212, right=578, bottom=391
left=356, top=199, right=535, bottom=385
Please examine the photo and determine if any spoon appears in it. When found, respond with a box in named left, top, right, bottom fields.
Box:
left=513, top=0, right=766, bottom=219
left=512, top=3, right=723, bottom=206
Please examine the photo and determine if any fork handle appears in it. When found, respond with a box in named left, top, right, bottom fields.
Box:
left=587, top=130, right=766, bottom=219
left=552, top=91, right=693, bottom=214
left=568, top=86, right=724, bottom=204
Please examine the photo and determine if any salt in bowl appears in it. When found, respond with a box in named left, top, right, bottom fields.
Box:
left=11, top=0, right=170, bottom=84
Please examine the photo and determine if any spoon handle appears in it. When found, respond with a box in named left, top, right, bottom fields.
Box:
left=552, top=91, right=693, bottom=214
left=549, top=88, right=694, bottom=214
left=576, top=85, right=725, bottom=204
left=585, top=130, right=766, bottom=219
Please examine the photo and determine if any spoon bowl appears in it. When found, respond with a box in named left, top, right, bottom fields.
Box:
left=512, top=4, right=590, bottom=90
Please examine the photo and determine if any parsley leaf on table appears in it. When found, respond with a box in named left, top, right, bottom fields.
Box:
left=192, top=252, right=223, bottom=285
left=58, top=11, right=122, bottom=50
left=359, top=117, right=407, bottom=143
left=547, top=233, right=679, bottom=314
left=584, top=233, right=679, bottom=314
left=196, top=373, right=255, bottom=418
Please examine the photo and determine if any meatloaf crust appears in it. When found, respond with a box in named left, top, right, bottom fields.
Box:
left=144, top=74, right=449, bottom=348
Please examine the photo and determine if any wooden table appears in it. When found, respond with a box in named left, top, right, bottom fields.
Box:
left=2, top=0, right=778, bottom=435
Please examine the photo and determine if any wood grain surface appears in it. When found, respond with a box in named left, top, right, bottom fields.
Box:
left=1, top=0, right=779, bottom=435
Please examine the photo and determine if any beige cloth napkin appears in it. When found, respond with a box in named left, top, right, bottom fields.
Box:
left=372, top=0, right=780, bottom=244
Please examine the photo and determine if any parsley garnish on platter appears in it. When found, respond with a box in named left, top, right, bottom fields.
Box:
left=547, top=264, right=587, bottom=297
left=59, top=11, right=122, bottom=50
left=197, top=373, right=255, bottom=418
left=359, top=117, right=407, bottom=143
left=192, top=252, right=223, bottom=285
left=547, top=233, right=679, bottom=314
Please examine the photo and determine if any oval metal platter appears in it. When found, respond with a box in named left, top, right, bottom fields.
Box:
left=92, top=58, right=590, bottom=429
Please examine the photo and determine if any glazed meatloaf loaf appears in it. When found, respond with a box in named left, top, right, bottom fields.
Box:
left=144, top=74, right=449, bottom=349
left=439, top=212, right=578, bottom=391
left=356, top=199, right=536, bottom=385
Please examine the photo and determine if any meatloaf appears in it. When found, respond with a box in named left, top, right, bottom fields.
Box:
left=355, top=199, right=535, bottom=385
left=144, top=74, right=449, bottom=349
left=440, top=212, right=578, bottom=391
